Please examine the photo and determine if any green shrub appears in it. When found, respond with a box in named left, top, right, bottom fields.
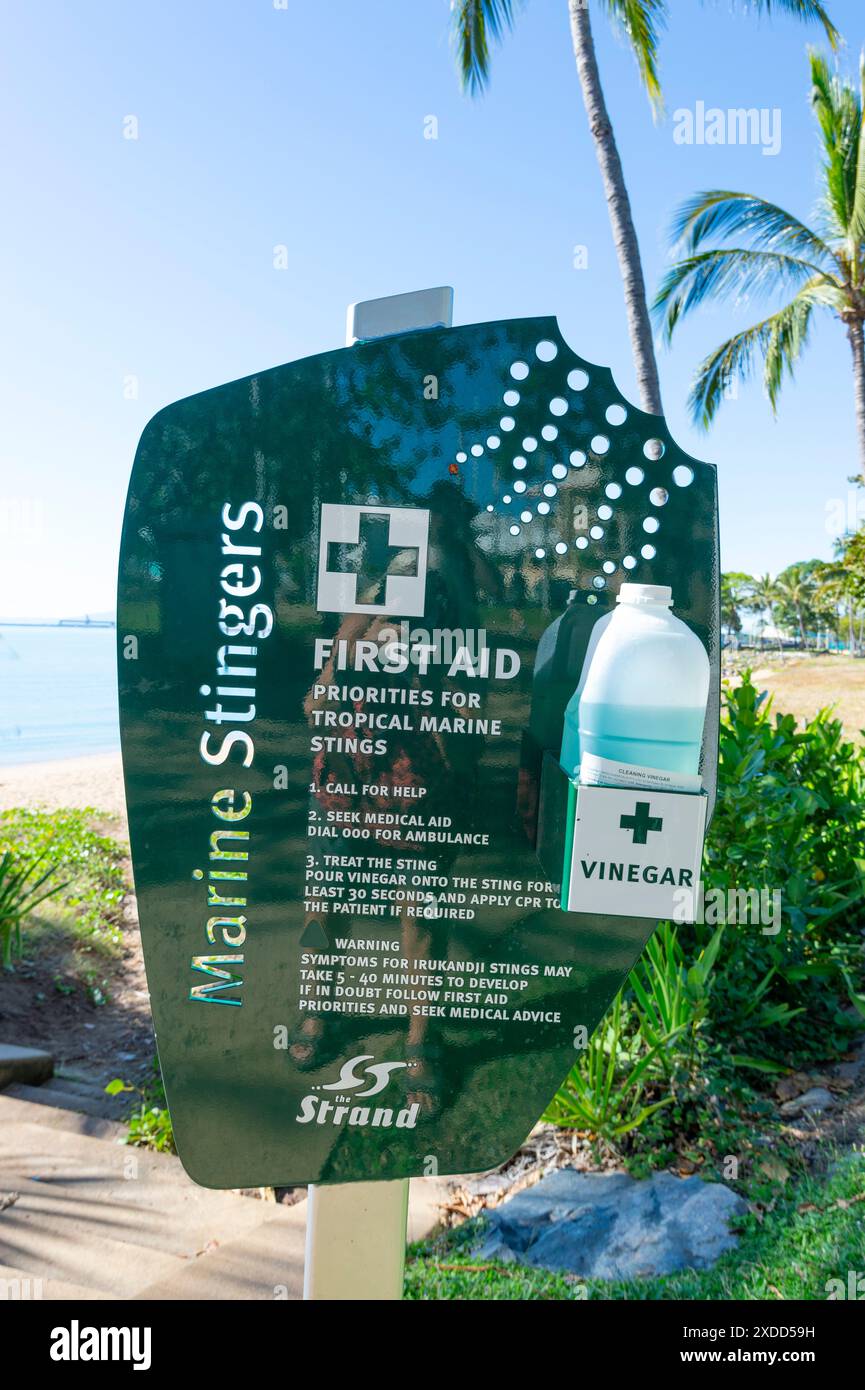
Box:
left=544, top=994, right=677, bottom=1142
left=629, top=921, right=723, bottom=1084
left=0, top=807, right=126, bottom=956
left=544, top=673, right=865, bottom=1156
left=701, top=676, right=865, bottom=1065
left=107, top=1066, right=176, bottom=1154
left=0, top=848, right=66, bottom=967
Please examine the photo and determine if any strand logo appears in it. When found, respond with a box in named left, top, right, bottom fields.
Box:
left=296, top=1052, right=419, bottom=1130
left=316, top=503, right=429, bottom=616
left=318, top=1052, right=408, bottom=1097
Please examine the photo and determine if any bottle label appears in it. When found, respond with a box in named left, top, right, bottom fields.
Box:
left=579, top=751, right=702, bottom=794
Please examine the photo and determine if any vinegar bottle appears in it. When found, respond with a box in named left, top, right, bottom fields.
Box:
left=560, top=583, right=710, bottom=788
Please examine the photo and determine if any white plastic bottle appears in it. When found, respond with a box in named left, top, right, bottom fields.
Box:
left=560, top=583, right=710, bottom=791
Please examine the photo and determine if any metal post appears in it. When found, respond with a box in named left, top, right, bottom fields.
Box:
left=303, top=285, right=454, bottom=1302
left=304, top=1180, right=410, bottom=1301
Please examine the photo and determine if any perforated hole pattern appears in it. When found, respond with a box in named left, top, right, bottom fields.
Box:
left=452, top=332, right=702, bottom=597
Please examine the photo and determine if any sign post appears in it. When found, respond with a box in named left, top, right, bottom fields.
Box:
left=304, top=1177, right=409, bottom=1301
left=304, top=288, right=454, bottom=1301
left=118, top=289, right=720, bottom=1302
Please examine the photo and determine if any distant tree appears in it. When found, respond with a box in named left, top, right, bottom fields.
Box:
left=742, top=573, right=780, bottom=649
left=721, top=571, right=752, bottom=638
left=773, top=561, right=820, bottom=646
left=816, top=538, right=865, bottom=651
left=838, top=527, right=865, bottom=603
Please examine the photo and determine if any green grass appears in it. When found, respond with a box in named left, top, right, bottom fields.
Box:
left=405, top=1152, right=865, bottom=1300
left=0, top=806, right=126, bottom=959
left=108, top=1066, right=177, bottom=1153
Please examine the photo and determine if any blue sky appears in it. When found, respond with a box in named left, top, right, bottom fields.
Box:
left=2, top=0, right=862, bottom=618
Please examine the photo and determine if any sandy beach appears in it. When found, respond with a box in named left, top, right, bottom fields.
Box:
left=0, top=751, right=127, bottom=828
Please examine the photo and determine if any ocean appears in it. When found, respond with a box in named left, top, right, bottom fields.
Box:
left=0, top=625, right=119, bottom=766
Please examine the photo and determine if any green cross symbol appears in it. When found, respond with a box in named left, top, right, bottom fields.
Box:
left=619, top=801, right=663, bottom=845
left=327, top=511, right=418, bottom=595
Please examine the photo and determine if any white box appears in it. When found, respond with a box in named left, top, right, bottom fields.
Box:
left=564, top=783, right=707, bottom=922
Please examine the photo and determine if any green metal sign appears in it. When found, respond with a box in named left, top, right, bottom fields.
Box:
left=118, top=316, right=719, bottom=1188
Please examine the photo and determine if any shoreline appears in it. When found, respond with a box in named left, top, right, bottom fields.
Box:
left=0, top=751, right=127, bottom=827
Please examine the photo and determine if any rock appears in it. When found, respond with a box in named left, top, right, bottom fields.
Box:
left=0, top=1044, right=53, bottom=1089
left=779, top=1087, right=834, bottom=1118
left=476, top=1168, right=747, bottom=1280
left=775, top=1072, right=813, bottom=1103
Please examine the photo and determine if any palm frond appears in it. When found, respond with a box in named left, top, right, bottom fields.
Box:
left=653, top=248, right=838, bottom=342
left=687, top=284, right=824, bottom=427
left=850, top=52, right=865, bottom=253
left=810, top=50, right=863, bottom=243
left=449, top=0, right=519, bottom=95
left=602, top=1, right=668, bottom=110
left=732, top=1, right=839, bottom=49
left=669, top=190, right=834, bottom=267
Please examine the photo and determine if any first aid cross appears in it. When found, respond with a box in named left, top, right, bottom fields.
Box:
left=619, top=802, right=664, bottom=845
left=327, top=510, right=419, bottom=595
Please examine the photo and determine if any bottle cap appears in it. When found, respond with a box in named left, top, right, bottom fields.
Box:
left=616, top=583, right=673, bottom=607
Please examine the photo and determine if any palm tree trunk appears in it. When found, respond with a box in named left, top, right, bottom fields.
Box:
left=796, top=603, right=806, bottom=647
left=847, top=319, right=865, bottom=475
left=568, top=0, right=662, bottom=415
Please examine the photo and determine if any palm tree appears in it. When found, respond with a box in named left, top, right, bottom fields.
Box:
left=721, top=570, right=753, bottom=640
left=450, top=2, right=839, bottom=416
left=773, top=562, right=817, bottom=646
left=744, top=573, right=780, bottom=650
left=819, top=529, right=865, bottom=651
left=655, top=51, right=865, bottom=473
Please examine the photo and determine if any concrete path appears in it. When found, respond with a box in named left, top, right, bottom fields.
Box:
left=0, top=1091, right=449, bottom=1300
